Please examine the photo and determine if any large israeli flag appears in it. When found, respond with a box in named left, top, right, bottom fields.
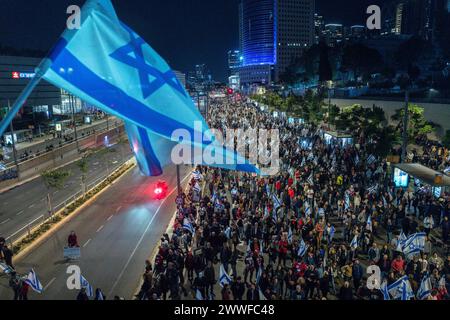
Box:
left=24, top=269, right=43, bottom=293
left=219, top=264, right=232, bottom=288
left=417, top=274, right=432, bottom=300
left=11, top=0, right=259, bottom=177
left=380, top=280, right=390, bottom=300
left=183, top=218, right=195, bottom=235
left=401, top=232, right=426, bottom=258
left=387, top=275, right=413, bottom=300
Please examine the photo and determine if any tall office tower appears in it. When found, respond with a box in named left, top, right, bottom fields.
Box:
left=395, top=2, right=404, bottom=34
left=238, top=0, right=244, bottom=51
left=239, top=0, right=315, bottom=86
left=314, top=13, right=325, bottom=44
left=275, top=0, right=315, bottom=79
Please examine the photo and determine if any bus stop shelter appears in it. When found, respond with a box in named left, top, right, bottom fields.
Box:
left=393, top=163, right=450, bottom=197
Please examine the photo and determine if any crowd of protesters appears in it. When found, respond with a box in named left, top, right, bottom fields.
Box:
left=137, top=97, right=448, bottom=300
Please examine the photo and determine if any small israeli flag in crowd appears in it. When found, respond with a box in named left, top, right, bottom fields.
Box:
left=192, top=182, right=201, bottom=193
left=287, top=227, right=293, bottom=244
left=256, top=266, right=263, bottom=285
left=192, top=170, right=202, bottom=180
left=367, top=184, right=378, bottom=194
left=297, top=239, right=308, bottom=257
left=380, top=280, right=390, bottom=300
left=400, top=278, right=414, bottom=300
left=272, top=193, right=281, bottom=211
left=219, top=264, right=232, bottom=288
left=350, top=235, right=358, bottom=249
left=80, top=274, right=93, bottom=297
left=387, top=275, right=412, bottom=300
left=354, top=154, right=359, bottom=165
left=401, top=232, right=426, bottom=258
left=366, top=154, right=376, bottom=165
left=417, top=273, right=432, bottom=300
left=224, top=226, right=231, bottom=239
left=183, top=218, right=195, bottom=234
left=344, top=193, right=350, bottom=210
left=24, top=269, right=43, bottom=293
left=0, top=262, right=13, bottom=274
left=307, top=174, right=314, bottom=185
left=304, top=201, right=311, bottom=217
left=366, top=215, right=373, bottom=232
left=95, top=289, right=105, bottom=300
left=329, top=225, right=335, bottom=242
left=266, top=184, right=271, bottom=196
left=307, top=152, right=314, bottom=161
left=382, top=195, right=387, bottom=207
left=196, top=289, right=204, bottom=300
left=272, top=208, right=278, bottom=224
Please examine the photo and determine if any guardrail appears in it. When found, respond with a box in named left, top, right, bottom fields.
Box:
left=4, top=157, right=133, bottom=250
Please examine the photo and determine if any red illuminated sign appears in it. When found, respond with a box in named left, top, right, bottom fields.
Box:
left=11, top=72, right=19, bottom=79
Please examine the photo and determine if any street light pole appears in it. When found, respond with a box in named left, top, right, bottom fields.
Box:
left=401, top=89, right=409, bottom=163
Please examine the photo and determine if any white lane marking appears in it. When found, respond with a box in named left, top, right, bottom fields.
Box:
left=16, top=210, right=24, bottom=216
left=82, top=239, right=92, bottom=247
left=107, top=215, right=113, bottom=221
left=107, top=171, right=191, bottom=297
left=0, top=218, right=11, bottom=225
left=43, top=277, right=56, bottom=291
left=115, top=206, right=122, bottom=213
left=96, top=225, right=104, bottom=233
left=28, top=204, right=35, bottom=209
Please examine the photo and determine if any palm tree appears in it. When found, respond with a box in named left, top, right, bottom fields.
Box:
left=76, top=155, right=90, bottom=197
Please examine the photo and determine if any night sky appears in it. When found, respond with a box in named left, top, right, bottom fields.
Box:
left=0, top=0, right=388, bottom=82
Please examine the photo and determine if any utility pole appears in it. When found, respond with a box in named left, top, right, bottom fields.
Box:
left=7, top=100, right=20, bottom=177
left=401, top=89, right=409, bottom=163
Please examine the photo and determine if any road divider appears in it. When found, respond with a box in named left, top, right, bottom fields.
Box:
left=5, top=158, right=137, bottom=261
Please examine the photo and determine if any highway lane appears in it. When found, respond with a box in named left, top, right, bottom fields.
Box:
left=0, top=142, right=133, bottom=242
left=0, top=164, right=192, bottom=300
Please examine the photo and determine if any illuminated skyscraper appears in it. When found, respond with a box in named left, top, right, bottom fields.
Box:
left=239, top=0, right=315, bottom=86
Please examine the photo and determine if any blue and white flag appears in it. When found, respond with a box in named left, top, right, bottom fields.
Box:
left=256, top=266, right=263, bottom=285
left=344, top=193, right=350, bottom=210
left=366, top=215, right=373, bottom=232
left=192, top=182, right=201, bottom=193
left=399, top=278, right=414, bottom=300
left=328, top=225, right=336, bottom=242
left=380, top=280, right=390, bottom=300
left=438, top=276, right=446, bottom=288
left=265, top=184, right=271, bottom=196
left=287, top=227, right=293, bottom=244
left=24, top=269, right=43, bottom=293
left=366, top=154, right=376, bottom=165
left=196, top=289, right=204, bottom=300
left=417, top=273, right=432, bottom=300
left=307, top=174, right=314, bottom=185
left=192, top=170, right=202, bottom=180
left=367, top=184, right=378, bottom=194
left=12, top=0, right=259, bottom=177
left=304, top=201, right=311, bottom=217
left=272, top=208, right=278, bottom=224
left=382, top=195, right=387, bottom=207
left=354, top=154, right=360, bottom=165
left=80, top=274, right=94, bottom=297
left=272, top=193, right=281, bottom=211
left=224, top=226, right=231, bottom=239
left=350, top=235, right=358, bottom=250
left=219, top=264, right=232, bottom=288
left=0, top=262, right=13, bottom=274
left=95, top=289, right=105, bottom=300
left=387, top=275, right=414, bottom=300
left=214, top=201, right=225, bottom=212
left=401, top=232, right=426, bottom=258
left=183, top=218, right=195, bottom=234
left=396, top=231, right=408, bottom=252
left=247, top=240, right=252, bottom=253
left=297, top=239, right=308, bottom=257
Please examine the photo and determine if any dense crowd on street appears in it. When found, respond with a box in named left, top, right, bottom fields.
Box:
left=136, top=97, right=449, bottom=301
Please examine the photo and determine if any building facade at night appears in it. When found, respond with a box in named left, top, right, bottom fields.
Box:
left=239, top=0, right=315, bottom=86
left=228, top=50, right=242, bottom=76
left=0, top=55, right=84, bottom=132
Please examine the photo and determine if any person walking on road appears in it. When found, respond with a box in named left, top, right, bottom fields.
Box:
left=2, top=244, right=14, bottom=269
left=9, top=271, right=21, bottom=300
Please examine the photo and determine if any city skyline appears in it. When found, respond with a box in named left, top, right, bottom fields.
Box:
left=0, top=0, right=390, bottom=82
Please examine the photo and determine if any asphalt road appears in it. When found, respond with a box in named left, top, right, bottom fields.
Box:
left=0, top=142, right=133, bottom=243
left=0, top=164, right=192, bottom=300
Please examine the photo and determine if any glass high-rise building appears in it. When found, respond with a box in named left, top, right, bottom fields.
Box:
left=239, top=0, right=315, bottom=86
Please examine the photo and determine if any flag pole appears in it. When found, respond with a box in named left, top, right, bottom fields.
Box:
left=0, top=59, right=51, bottom=138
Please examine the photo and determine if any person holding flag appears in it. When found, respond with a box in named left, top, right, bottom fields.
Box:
left=23, top=269, right=43, bottom=294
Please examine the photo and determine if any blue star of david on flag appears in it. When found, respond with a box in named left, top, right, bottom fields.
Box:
left=110, top=24, right=186, bottom=99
